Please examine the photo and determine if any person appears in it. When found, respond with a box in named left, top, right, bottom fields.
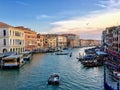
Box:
left=70, top=52, right=72, bottom=57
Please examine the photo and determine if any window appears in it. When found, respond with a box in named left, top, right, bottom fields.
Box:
left=10, top=39, right=11, bottom=45
left=15, top=31, right=21, bottom=36
left=10, top=48, right=12, bottom=52
left=3, top=39, right=6, bottom=46
left=10, top=30, right=11, bottom=36
left=13, top=39, right=14, bottom=45
left=3, top=30, right=6, bottom=36
left=15, top=39, right=22, bottom=45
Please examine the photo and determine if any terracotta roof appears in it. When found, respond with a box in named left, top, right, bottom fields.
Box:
left=0, top=22, right=11, bottom=27
left=15, top=26, right=36, bottom=33
left=61, top=34, right=76, bottom=36
left=15, top=26, right=29, bottom=30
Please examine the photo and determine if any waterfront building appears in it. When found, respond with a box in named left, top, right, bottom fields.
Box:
left=88, top=39, right=101, bottom=46
left=57, top=35, right=67, bottom=48
left=79, top=39, right=87, bottom=47
left=102, top=25, right=120, bottom=61
left=102, top=30, right=108, bottom=51
left=67, top=39, right=74, bottom=47
left=118, top=30, right=120, bottom=54
left=42, top=34, right=58, bottom=49
left=0, top=22, right=25, bottom=53
left=85, top=40, right=92, bottom=46
left=95, top=40, right=101, bottom=46
left=112, top=26, right=120, bottom=60
left=102, top=26, right=120, bottom=90
left=42, top=34, right=49, bottom=49
left=79, top=39, right=100, bottom=47
left=37, top=34, right=44, bottom=49
left=47, top=35, right=57, bottom=49
left=62, top=34, right=79, bottom=47
left=15, top=26, right=37, bottom=51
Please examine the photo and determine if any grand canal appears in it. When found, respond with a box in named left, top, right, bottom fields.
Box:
left=0, top=47, right=104, bottom=90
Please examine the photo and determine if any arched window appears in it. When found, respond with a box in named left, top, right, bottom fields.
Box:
left=3, top=39, right=6, bottom=46
left=3, top=48, right=7, bottom=53
left=10, top=39, right=11, bottom=45
left=10, top=48, right=12, bottom=52
left=13, top=39, right=14, bottom=45
left=3, top=30, right=6, bottom=36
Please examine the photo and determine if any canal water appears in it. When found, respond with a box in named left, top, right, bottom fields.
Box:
left=0, top=47, right=104, bottom=90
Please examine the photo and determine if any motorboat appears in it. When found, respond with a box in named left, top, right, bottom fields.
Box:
left=22, top=51, right=32, bottom=61
left=55, top=52, right=69, bottom=55
left=48, top=74, right=60, bottom=85
left=83, top=54, right=96, bottom=60
left=70, top=52, right=72, bottom=57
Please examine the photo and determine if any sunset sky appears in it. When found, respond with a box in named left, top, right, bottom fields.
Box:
left=0, top=0, right=120, bottom=40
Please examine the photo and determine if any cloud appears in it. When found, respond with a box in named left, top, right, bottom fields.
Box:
left=50, top=10, right=120, bottom=39
left=49, top=0, right=120, bottom=40
left=15, top=1, right=29, bottom=6
left=36, top=15, right=51, bottom=20
left=97, top=0, right=120, bottom=9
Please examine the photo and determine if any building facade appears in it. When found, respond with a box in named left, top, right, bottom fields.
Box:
left=79, top=39, right=100, bottom=47
left=102, top=25, right=120, bottom=61
left=47, top=36, right=57, bottom=49
left=15, top=26, right=37, bottom=51
left=37, top=34, right=44, bottom=49
left=62, top=34, right=79, bottom=47
left=0, top=22, right=25, bottom=53
left=57, top=35, right=67, bottom=48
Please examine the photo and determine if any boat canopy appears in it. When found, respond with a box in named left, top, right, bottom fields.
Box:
left=2, top=55, right=23, bottom=60
left=96, top=51, right=107, bottom=55
left=0, top=53, right=4, bottom=58
left=84, top=54, right=96, bottom=59
left=22, top=51, right=31, bottom=54
left=3, top=52, right=16, bottom=57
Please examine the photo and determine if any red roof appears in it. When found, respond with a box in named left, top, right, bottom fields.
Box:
left=0, top=22, right=11, bottom=27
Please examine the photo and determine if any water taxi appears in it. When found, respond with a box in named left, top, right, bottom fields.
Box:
left=48, top=74, right=60, bottom=85
left=1, top=55, right=24, bottom=69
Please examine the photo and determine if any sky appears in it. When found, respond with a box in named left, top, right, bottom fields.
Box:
left=0, top=0, right=120, bottom=40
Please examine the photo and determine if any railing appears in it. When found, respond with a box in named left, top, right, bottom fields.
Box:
left=104, top=82, right=114, bottom=90
left=104, top=64, right=120, bottom=90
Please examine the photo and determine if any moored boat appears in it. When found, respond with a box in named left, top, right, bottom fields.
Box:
left=55, top=52, right=69, bottom=55
left=48, top=74, right=60, bottom=85
left=76, top=57, right=83, bottom=61
left=1, top=55, right=25, bottom=69
left=22, top=51, right=32, bottom=61
left=83, top=54, right=96, bottom=60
